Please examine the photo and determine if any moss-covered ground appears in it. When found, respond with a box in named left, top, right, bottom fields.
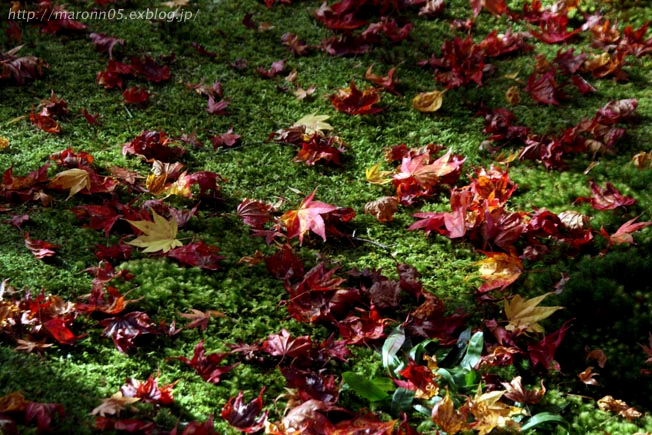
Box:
left=1, top=0, right=652, bottom=433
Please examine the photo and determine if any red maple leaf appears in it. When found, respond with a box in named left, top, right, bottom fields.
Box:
left=600, top=216, right=652, bottom=248
left=281, top=367, right=339, bottom=403
left=76, top=285, right=138, bottom=315
left=0, top=46, right=47, bottom=85
left=89, top=32, right=124, bottom=59
left=425, top=35, right=486, bottom=89
left=122, top=86, right=150, bottom=105
left=99, top=311, right=159, bottom=353
left=365, top=65, right=400, bottom=95
left=256, top=59, right=286, bottom=78
left=525, top=71, right=562, bottom=105
left=261, top=328, right=313, bottom=360
left=527, top=320, right=573, bottom=371
left=24, top=401, right=65, bottom=433
left=293, top=134, right=346, bottom=167
left=330, top=81, right=383, bottom=115
left=206, top=96, right=230, bottom=115
left=122, top=131, right=185, bottom=162
left=337, top=305, right=390, bottom=345
left=24, top=234, right=58, bottom=259
left=81, top=108, right=102, bottom=126
left=221, top=388, right=268, bottom=433
left=167, top=241, right=224, bottom=270
left=129, top=55, right=170, bottom=83
left=575, top=181, right=636, bottom=210
left=73, top=203, right=123, bottom=236
left=177, top=340, right=239, bottom=384
left=265, top=244, right=305, bottom=281
left=210, top=127, right=241, bottom=148
left=237, top=198, right=275, bottom=229
left=29, top=111, right=60, bottom=134
left=120, top=375, right=177, bottom=405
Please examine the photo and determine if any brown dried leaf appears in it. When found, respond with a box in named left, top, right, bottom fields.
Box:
left=597, top=396, right=642, bottom=421
left=578, top=367, right=600, bottom=386
left=586, top=348, right=607, bottom=368
left=431, top=389, right=468, bottom=434
left=632, top=151, right=652, bottom=169
left=364, top=196, right=399, bottom=223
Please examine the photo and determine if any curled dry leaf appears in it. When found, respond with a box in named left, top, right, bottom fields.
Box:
left=597, top=396, right=642, bottom=421
left=585, top=348, right=607, bottom=368
left=501, top=376, right=545, bottom=405
left=413, top=90, right=444, bottom=112
left=632, top=151, right=652, bottom=169
left=557, top=210, right=589, bottom=231
left=578, top=367, right=600, bottom=386
left=364, top=196, right=399, bottom=222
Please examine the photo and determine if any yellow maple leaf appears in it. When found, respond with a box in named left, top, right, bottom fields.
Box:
left=126, top=209, right=182, bottom=253
left=504, top=292, right=562, bottom=334
left=292, top=113, right=333, bottom=136
left=365, top=162, right=393, bottom=185
left=468, top=387, right=523, bottom=435
left=0, top=136, right=9, bottom=150
left=48, top=168, right=91, bottom=199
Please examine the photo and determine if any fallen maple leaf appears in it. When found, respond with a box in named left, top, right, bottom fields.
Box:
left=501, top=376, right=545, bottom=404
left=177, top=340, right=239, bottom=384
left=292, top=113, right=333, bottom=136
left=413, top=90, right=445, bottom=112
left=467, top=387, right=523, bottom=435
left=365, top=162, right=393, bottom=185
left=24, top=234, right=58, bottom=259
left=575, top=181, right=636, bottom=210
left=90, top=392, right=139, bottom=417
left=505, top=292, right=562, bottom=334
left=48, top=168, right=91, bottom=199
left=431, top=389, right=468, bottom=434
left=600, top=216, right=652, bottom=247
left=126, top=209, right=182, bottom=253
left=178, top=308, right=225, bottom=331
left=477, top=251, right=523, bottom=293
left=167, top=241, right=224, bottom=270
left=330, top=81, right=383, bottom=115
left=222, top=388, right=268, bottom=433
left=365, top=65, right=400, bottom=95
left=281, top=190, right=338, bottom=244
